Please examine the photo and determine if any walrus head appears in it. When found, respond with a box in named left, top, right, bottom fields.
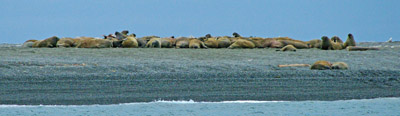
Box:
left=115, top=32, right=125, bottom=40
left=129, top=33, right=136, bottom=37
left=348, top=33, right=353, bottom=39
left=205, top=34, right=212, bottom=38
left=232, top=32, right=241, bottom=38
left=321, top=36, right=329, bottom=41
left=331, top=36, right=343, bottom=43
left=121, top=30, right=129, bottom=35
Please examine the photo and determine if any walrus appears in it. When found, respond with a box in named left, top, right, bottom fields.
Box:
left=122, top=35, right=139, bottom=48
left=277, top=45, right=297, bottom=51
left=310, top=60, right=332, bottom=70
left=160, top=37, right=176, bottom=48
left=75, top=38, right=113, bottom=48
left=343, top=33, right=356, bottom=48
left=249, top=37, right=266, bottom=48
left=56, top=38, right=76, bottom=47
left=331, top=62, right=348, bottom=70
left=115, top=31, right=127, bottom=40
left=261, top=38, right=284, bottom=48
left=204, top=37, right=218, bottom=48
left=22, top=40, right=38, bottom=48
left=272, top=37, right=308, bottom=49
left=216, top=37, right=231, bottom=48
left=320, top=36, right=343, bottom=50
left=198, top=34, right=212, bottom=42
left=346, top=46, right=379, bottom=51
left=140, top=36, right=160, bottom=42
left=175, top=37, right=190, bottom=48
left=233, top=32, right=241, bottom=38
left=136, top=37, right=148, bottom=48
left=32, top=36, right=60, bottom=48
left=279, top=40, right=309, bottom=49
left=228, top=39, right=256, bottom=49
left=306, top=39, right=322, bottom=48
left=145, top=38, right=162, bottom=48
left=25, top=40, right=38, bottom=43
left=121, top=30, right=129, bottom=36
left=228, top=37, right=239, bottom=44
left=331, top=36, right=343, bottom=43
left=189, top=38, right=208, bottom=49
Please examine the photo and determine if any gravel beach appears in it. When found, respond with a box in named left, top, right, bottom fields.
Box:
left=0, top=42, right=399, bottom=105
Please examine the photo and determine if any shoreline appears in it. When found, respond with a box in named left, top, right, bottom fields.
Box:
left=0, top=97, right=399, bottom=107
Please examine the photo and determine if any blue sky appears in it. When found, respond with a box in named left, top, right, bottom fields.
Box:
left=0, top=0, right=399, bottom=43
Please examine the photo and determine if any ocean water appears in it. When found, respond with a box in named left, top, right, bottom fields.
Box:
left=1, top=98, right=399, bottom=116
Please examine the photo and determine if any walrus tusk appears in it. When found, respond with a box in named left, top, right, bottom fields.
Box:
left=278, top=64, right=311, bottom=67
left=346, top=46, right=380, bottom=51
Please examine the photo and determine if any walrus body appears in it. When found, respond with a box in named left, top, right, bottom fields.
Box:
left=344, top=33, right=356, bottom=48
left=278, top=45, right=297, bottom=51
left=122, top=36, right=139, bottom=48
left=57, top=38, right=76, bottom=47
left=331, top=62, right=348, bottom=70
left=136, top=38, right=148, bottom=48
left=249, top=37, right=265, bottom=48
left=228, top=39, right=256, bottom=49
left=189, top=39, right=207, bottom=49
left=204, top=38, right=218, bottom=48
left=75, top=38, right=112, bottom=48
left=32, top=36, right=60, bottom=48
left=160, top=38, right=176, bottom=48
left=216, top=37, right=231, bottom=48
left=22, top=40, right=38, bottom=48
left=310, top=60, right=332, bottom=70
left=175, top=37, right=190, bottom=48
left=274, top=37, right=308, bottom=49
left=306, top=39, right=322, bottom=48
left=264, top=39, right=284, bottom=48
left=146, top=38, right=162, bottom=48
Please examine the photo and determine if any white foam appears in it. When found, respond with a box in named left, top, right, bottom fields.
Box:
left=1, top=97, right=399, bottom=108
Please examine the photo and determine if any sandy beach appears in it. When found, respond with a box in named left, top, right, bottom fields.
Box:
left=0, top=42, right=399, bottom=105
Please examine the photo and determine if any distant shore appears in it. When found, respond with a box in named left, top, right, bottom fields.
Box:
left=0, top=42, right=399, bottom=105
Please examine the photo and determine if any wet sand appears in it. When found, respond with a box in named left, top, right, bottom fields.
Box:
left=0, top=42, right=399, bottom=105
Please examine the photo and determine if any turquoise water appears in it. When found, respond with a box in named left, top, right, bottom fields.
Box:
left=1, top=98, right=399, bottom=116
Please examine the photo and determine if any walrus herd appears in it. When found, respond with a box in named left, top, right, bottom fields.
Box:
left=23, top=31, right=359, bottom=51
left=22, top=31, right=373, bottom=70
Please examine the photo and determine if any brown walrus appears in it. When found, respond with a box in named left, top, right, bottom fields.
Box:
left=216, top=37, right=231, bottom=48
left=306, top=39, right=321, bottom=48
left=228, top=39, right=256, bottom=49
left=75, top=38, right=113, bottom=48
left=331, top=36, right=343, bottom=43
left=145, top=38, right=162, bottom=48
left=310, top=60, right=332, bottom=70
left=189, top=38, right=208, bottom=49
left=204, top=37, right=218, bottom=48
left=277, top=45, right=297, bottom=51
left=32, top=36, right=60, bottom=48
left=56, top=37, right=76, bottom=47
left=175, top=37, right=191, bottom=48
left=331, top=62, right=348, bottom=70
left=320, top=36, right=344, bottom=50
left=343, top=33, right=356, bottom=48
left=122, top=35, right=139, bottom=48
left=22, top=40, right=38, bottom=48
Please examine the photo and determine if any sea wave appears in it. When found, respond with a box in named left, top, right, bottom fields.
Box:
left=1, top=97, right=399, bottom=108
